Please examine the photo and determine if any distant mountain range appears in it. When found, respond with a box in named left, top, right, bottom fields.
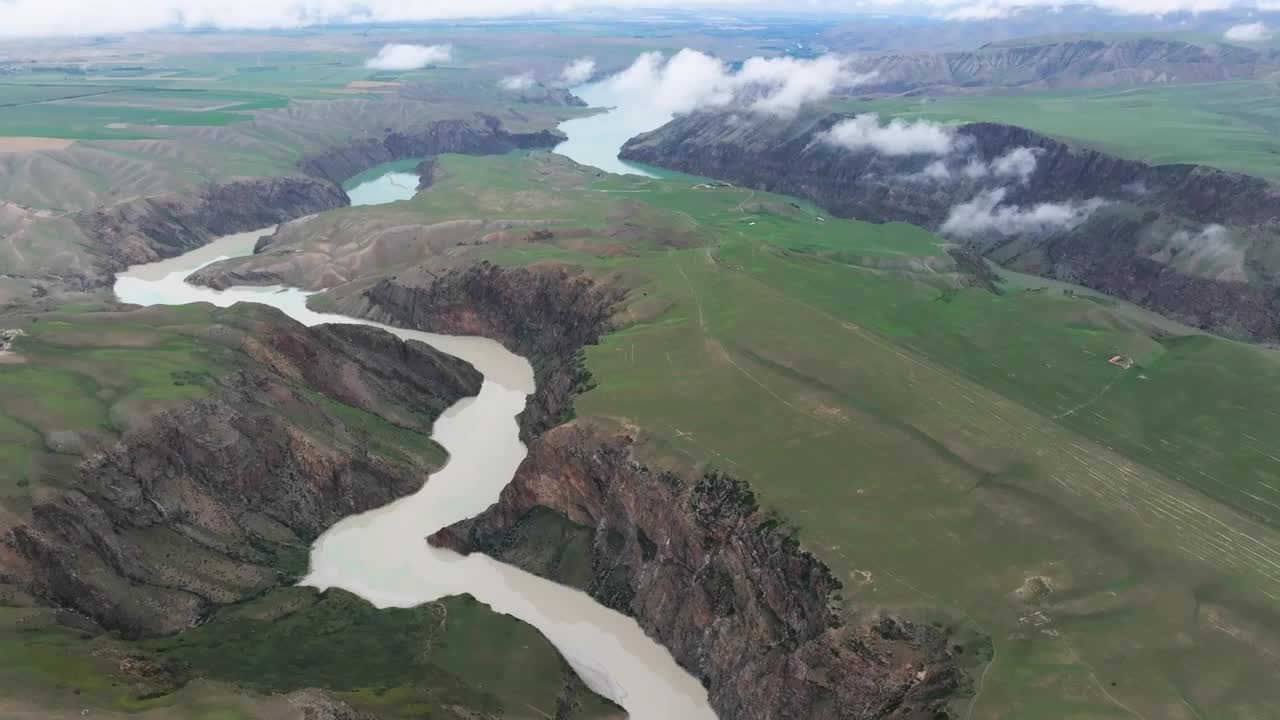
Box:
left=843, top=37, right=1272, bottom=94
left=822, top=6, right=1280, bottom=52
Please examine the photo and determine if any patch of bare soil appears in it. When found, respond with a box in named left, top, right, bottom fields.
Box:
left=0, top=137, right=73, bottom=153
left=0, top=328, right=27, bottom=364
left=1015, top=575, right=1054, bottom=602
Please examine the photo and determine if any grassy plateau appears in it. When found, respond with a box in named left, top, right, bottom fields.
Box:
left=306, top=152, right=1280, bottom=719
left=833, top=80, right=1280, bottom=179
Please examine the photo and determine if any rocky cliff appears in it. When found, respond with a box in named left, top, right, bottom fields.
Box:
left=621, top=111, right=1280, bottom=340
left=298, top=113, right=565, bottom=185
left=431, top=422, right=962, bottom=720
left=338, top=262, right=966, bottom=718
left=3, top=307, right=480, bottom=637
left=342, top=261, right=624, bottom=441
left=83, top=175, right=348, bottom=277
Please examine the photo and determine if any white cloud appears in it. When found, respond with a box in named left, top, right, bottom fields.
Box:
left=1170, top=224, right=1234, bottom=257
left=737, top=55, right=873, bottom=115
left=364, top=43, right=452, bottom=71
left=941, top=188, right=1107, bottom=237
left=600, top=49, right=870, bottom=116
left=823, top=114, right=964, bottom=156
left=922, top=160, right=952, bottom=180
left=989, top=147, right=1039, bottom=182
left=962, top=157, right=991, bottom=178
left=559, top=57, right=597, bottom=86
left=1224, top=22, right=1273, bottom=41
left=500, top=71, right=537, bottom=91
left=909, top=145, right=1039, bottom=182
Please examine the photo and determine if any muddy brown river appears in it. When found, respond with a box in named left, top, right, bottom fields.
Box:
left=113, top=161, right=717, bottom=719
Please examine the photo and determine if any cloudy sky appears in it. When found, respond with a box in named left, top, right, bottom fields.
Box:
left=0, top=0, right=1276, bottom=38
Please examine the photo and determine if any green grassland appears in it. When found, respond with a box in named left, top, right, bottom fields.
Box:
left=0, top=53, right=592, bottom=214
left=833, top=80, right=1280, bottom=179
left=0, top=305, right=242, bottom=509
left=0, top=303, right=454, bottom=508
left=313, top=152, right=1280, bottom=718
left=0, top=300, right=621, bottom=719
left=140, top=588, right=617, bottom=719
left=0, top=589, right=615, bottom=720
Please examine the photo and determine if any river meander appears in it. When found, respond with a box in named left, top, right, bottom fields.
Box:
left=113, top=159, right=717, bottom=719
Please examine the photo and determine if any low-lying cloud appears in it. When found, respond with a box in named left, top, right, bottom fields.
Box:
left=823, top=114, right=962, bottom=156
left=1170, top=223, right=1234, bottom=257
left=895, top=140, right=1041, bottom=184
left=941, top=188, right=1107, bottom=237
left=559, top=57, right=597, bottom=86
left=1224, top=22, right=1273, bottom=41
left=364, top=43, right=452, bottom=71
left=601, top=49, right=873, bottom=116
left=499, top=72, right=536, bottom=90
left=989, top=146, right=1039, bottom=181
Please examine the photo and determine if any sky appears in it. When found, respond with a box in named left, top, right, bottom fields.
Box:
left=0, top=0, right=1276, bottom=38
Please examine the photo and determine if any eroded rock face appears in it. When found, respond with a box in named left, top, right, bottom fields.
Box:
left=341, top=263, right=964, bottom=718
left=431, top=422, right=962, bottom=720
left=4, top=312, right=481, bottom=637
left=67, top=115, right=562, bottom=300
left=620, top=111, right=1280, bottom=340
left=352, top=262, right=624, bottom=440
left=298, top=113, right=565, bottom=185
left=84, top=176, right=348, bottom=275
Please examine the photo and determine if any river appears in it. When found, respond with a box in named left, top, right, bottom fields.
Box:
left=554, top=81, right=673, bottom=177
left=113, top=157, right=717, bottom=719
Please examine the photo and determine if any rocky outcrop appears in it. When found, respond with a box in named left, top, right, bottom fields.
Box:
left=500, top=84, right=589, bottom=107
left=83, top=175, right=347, bottom=276
left=415, top=157, right=439, bottom=190
left=350, top=261, right=624, bottom=440
left=431, top=422, right=962, bottom=720
left=298, top=113, right=565, bottom=185
left=621, top=111, right=1280, bottom=340
left=4, top=308, right=480, bottom=637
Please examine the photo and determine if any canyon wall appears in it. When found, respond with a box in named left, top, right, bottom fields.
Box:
left=620, top=112, right=1280, bottom=340
left=349, top=262, right=968, bottom=719
left=2, top=309, right=480, bottom=637
left=298, top=113, right=564, bottom=185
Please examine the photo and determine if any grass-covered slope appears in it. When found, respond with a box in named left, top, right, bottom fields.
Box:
left=0, top=302, right=617, bottom=720
left=0, top=590, right=618, bottom=720
left=835, top=80, right=1280, bottom=180
left=310, top=152, right=1280, bottom=718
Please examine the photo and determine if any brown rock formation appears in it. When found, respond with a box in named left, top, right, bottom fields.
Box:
left=341, top=261, right=967, bottom=718
left=298, top=113, right=565, bottom=185
left=431, top=422, right=961, bottom=720
left=3, top=308, right=480, bottom=637
left=84, top=175, right=348, bottom=276
left=349, top=261, right=624, bottom=440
